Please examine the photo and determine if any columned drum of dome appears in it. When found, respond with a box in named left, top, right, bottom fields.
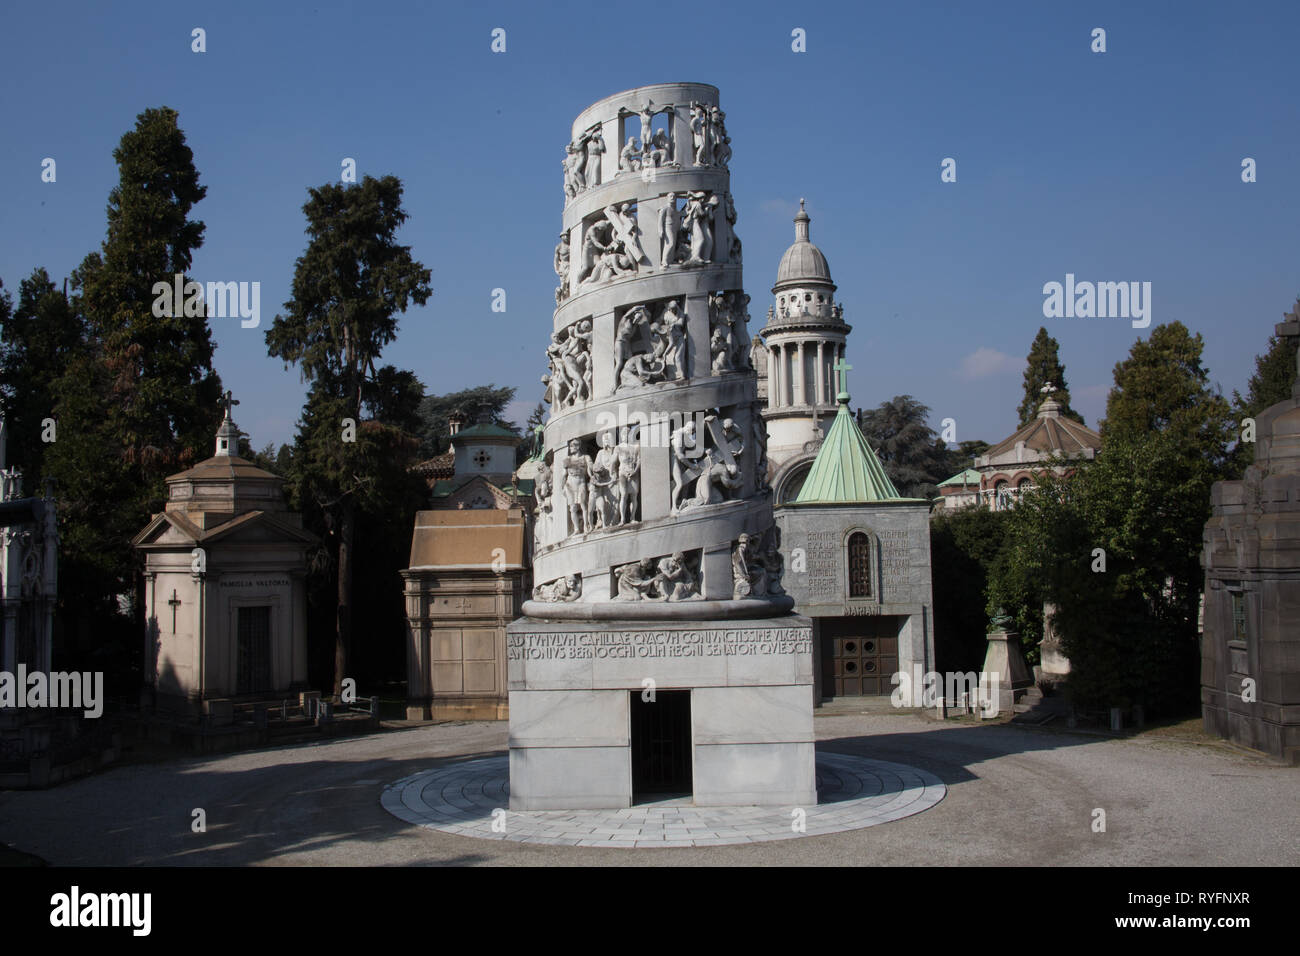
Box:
left=758, top=200, right=852, bottom=492
left=508, top=85, right=815, bottom=810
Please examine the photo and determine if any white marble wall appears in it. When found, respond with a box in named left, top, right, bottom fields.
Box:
left=507, top=615, right=816, bottom=809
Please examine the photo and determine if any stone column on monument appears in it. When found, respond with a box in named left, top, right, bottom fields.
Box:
left=512, top=84, right=813, bottom=811
left=811, top=343, right=821, bottom=405
left=765, top=343, right=774, bottom=407
left=767, top=343, right=778, bottom=409
left=790, top=343, right=800, bottom=405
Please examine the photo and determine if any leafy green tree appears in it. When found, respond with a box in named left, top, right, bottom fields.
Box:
left=366, top=366, right=425, bottom=437
left=1018, top=327, right=1084, bottom=426
left=991, top=324, right=1232, bottom=717
left=1100, top=321, right=1233, bottom=471
left=416, top=384, right=517, bottom=458
left=1229, top=299, right=1299, bottom=471
left=283, top=373, right=429, bottom=690
left=238, top=438, right=291, bottom=474
left=930, top=507, right=1012, bottom=674
left=525, top=402, right=546, bottom=435
left=0, top=269, right=87, bottom=481
left=855, top=395, right=951, bottom=498
left=77, top=106, right=222, bottom=477
left=266, top=174, right=431, bottom=695
left=996, top=433, right=1207, bottom=715
left=39, top=107, right=222, bottom=688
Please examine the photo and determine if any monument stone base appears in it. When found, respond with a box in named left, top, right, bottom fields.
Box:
left=983, top=628, right=1034, bottom=715
left=507, top=614, right=816, bottom=809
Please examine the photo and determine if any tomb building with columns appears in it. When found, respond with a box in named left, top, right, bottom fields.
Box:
left=0, top=417, right=58, bottom=677
left=511, top=83, right=814, bottom=810
left=132, top=397, right=316, bottom=713
left=757, top=200, right=851, bottom=503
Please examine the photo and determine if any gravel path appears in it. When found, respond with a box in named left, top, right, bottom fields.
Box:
left=0, top=715, right=1293, bottom=866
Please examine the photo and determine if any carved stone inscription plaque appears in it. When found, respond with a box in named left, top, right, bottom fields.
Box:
left=805, top=530, right=839, bottom=597
left=879, top=529, right=911, bottom=600
left=507, top=627, right=812, bottom=661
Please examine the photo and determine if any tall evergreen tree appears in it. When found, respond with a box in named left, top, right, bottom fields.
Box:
left=1229, top=299, right=1300, bottom=471
left=1100, top=321, right=1233, bottom=473
left=0, top=268, right=86, bottom=481
left=0, top=280, right=11, bottom=433
left=40, top=107, right=222, bottom=685
left=855, top=395, right=951, bottom=498
left=77, top=106, right=222, bottom=477
left=1018, top=327, right=1084, bottom=426
left=415, top=384, right=517, bottom=458
left=266, top=175, right=431, bottom=695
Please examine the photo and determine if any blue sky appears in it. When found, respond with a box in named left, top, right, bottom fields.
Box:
left=2, top=0, right=1297, bottom=455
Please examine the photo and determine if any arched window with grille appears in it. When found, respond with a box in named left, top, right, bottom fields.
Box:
left=847, top=532, right=872, bottom=598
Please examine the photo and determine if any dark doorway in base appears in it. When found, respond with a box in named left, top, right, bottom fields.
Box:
left=630, top=689, right=692, bottom=802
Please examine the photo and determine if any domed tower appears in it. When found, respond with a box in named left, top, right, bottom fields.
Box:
left=509, top=84, right=814, bottom=811
left=760, top=200, right=852, bottom=503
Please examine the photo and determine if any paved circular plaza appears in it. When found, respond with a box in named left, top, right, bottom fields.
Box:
left=380, top=751, right=946, bottom=848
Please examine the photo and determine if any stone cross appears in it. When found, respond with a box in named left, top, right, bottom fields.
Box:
left=833, top=358, right=852, bottom=397
left=1277, top=315, right=1300, bottom=397
left=1040, top=381, right=1058, bottom=396
left=168, top=589, right=182, bottom=633
left=219, top=390, right=240, bottom=420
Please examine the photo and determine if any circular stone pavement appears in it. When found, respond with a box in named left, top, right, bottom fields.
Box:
left=380, top=751, right=945, bottom=848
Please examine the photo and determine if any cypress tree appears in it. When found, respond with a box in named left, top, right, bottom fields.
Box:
left=1018, top=327, right=1084, bottom=426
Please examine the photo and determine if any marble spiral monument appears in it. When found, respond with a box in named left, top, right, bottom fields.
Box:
left=509, top=84, right=815, bottom=810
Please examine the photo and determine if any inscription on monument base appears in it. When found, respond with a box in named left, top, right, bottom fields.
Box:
left=507, top=628, right=812, bottom=661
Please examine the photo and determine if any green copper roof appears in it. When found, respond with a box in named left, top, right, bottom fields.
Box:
left=938, top=468, right=981, bottom=487
left=794, top=400, right=906, bottom=503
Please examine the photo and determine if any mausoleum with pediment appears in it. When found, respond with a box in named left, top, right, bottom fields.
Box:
left=133, top=397, right=316, bottom=713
